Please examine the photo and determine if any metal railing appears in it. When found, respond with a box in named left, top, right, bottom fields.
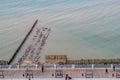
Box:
left=0, top=64, right=120, bottom=70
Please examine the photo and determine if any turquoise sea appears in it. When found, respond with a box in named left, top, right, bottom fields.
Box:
left=0, top=0, right=120, bottom=63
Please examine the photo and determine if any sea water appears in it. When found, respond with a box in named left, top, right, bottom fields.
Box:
left=0, top=0, right=120, bottom=63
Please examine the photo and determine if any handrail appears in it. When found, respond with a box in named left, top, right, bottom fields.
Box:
left=0, top=64, right=120, bottom=70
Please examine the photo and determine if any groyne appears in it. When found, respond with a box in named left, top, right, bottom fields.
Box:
left=7, top=19, right=38, bottom=64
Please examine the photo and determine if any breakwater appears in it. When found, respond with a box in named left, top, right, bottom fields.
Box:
left=67, top=59, right=120, bottom=64
left=6, top=19, right=38, bottom=64
left=0, top=60, right=8, bottom=65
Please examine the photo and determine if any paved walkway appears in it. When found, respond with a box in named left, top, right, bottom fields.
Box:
left=0, top=68, right=119, bottom=78
left=0, top=78, right=120, bottom=80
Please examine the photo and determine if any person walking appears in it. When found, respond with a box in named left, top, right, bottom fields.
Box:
left=41, top=64, right=44, bottom=72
